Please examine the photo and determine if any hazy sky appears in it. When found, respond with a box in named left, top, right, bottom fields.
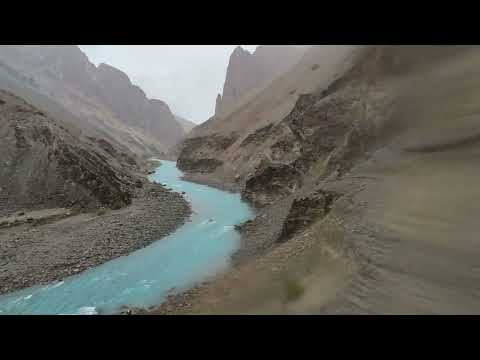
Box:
left=78, top=45, right=258, bottom=123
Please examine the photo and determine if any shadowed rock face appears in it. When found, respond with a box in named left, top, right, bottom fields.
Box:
left=242, top=164, right=303, bottom=208
left=279, top=190, right=340, bottom=243
left=0, top=90, right=138, bottom=216
left=236, top=85, right=375, bottom=208
left=177, top=133, right=238, bottom=173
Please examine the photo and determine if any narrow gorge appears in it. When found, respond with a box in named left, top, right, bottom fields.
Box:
left=2, top=45, right=480, bottom=315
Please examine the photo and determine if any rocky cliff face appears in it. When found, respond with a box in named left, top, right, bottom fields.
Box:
left=0, top=90, right=139, bottom=217
left=215, top=45, right=307, bottom=117
left=0, top=45, right=185, bottom=156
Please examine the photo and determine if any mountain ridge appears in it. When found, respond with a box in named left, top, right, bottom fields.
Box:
left=0, top=45, right=185, bottom=157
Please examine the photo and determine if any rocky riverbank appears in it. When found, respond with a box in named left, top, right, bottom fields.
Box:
left=122, top=172, right=298, bottom=315
left=0, top=181, right=191, bottom=296
left=180, top=172, right=242, bottom=193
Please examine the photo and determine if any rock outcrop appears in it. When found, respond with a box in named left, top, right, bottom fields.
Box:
left=0, top=90, right=139, bottom=216
left=278, top=189, right=341, bottom=243
left=177, top=133, right=238, bottom=173
left=242, top=164, right=303, bottom=208
left=235, top=82, right=377, bottom=208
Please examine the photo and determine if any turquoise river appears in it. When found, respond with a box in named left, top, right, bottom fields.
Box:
left=0, top=161, right=253, bottom=314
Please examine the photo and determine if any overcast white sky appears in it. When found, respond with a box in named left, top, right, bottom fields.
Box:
left=78, top=45, right=258, bottom=123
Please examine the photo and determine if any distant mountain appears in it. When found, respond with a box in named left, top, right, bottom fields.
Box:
left=93, top=63, right=184, bottom=147
left=174, top=115, right=196, bottom=133
left=0, top=45, right=185, bottom=157
left=214, top=45, right=308, bottom=117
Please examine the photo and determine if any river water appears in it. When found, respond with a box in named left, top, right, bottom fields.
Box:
left=0, top=161, right=253, bottom=315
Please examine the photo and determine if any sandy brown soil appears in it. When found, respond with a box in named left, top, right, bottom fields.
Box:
left=324, top=145, right=480, bottom=314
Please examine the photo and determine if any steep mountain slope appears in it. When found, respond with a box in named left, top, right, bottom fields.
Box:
left=0, top=45, right=185, bottom=158
left=178, top=45, right=360, bottom=182
left=171, top=45, right=480, bottom=314
left=93, top=62, right=184, bottom=147
left=214, top=45, right=308, bottom=118
left=0, top=89, right=139, bottom=217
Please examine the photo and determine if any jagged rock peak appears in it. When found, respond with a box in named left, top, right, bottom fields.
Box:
left=215, top=93, right=222, bottom=115
left=215, top=45, right=307, bottom=118
left=231, top=46, right=252, bottom=56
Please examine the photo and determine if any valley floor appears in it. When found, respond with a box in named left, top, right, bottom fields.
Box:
left=0, top=182, right=191, bottom=296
